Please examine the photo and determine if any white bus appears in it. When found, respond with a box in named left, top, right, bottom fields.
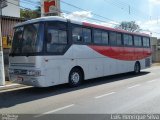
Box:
left=9, top=16, right=152, bottom=87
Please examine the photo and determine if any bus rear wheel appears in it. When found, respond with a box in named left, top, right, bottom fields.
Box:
left=134, top=62, right=141, bottom=74
left=69, top=68, right=83, bottom=87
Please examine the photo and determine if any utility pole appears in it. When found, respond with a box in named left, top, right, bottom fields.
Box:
left=129, top=5, right=131, bottom=15
left=0, top=0, right=7, bottom=86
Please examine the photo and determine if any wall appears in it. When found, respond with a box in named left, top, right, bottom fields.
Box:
left=152, top=51, right=160, bottom=63
left=2, top=16, right=25, bottom=80
left=151, top=37, right=160, bottom=63
left=2, top=16, right=25, bottom=48
left=2, top=0, right=20, bottom=17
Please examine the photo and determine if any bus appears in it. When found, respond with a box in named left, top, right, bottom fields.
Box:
left=9, top=16, right=152, bottom=87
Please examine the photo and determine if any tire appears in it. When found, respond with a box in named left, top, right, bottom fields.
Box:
left=134, top=62, right=141, bottom=74
left=69, top=68, right=83, bottom=87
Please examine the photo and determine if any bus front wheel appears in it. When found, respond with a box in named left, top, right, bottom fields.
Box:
left=134, top=62, right=141, bottom=74
left=69, top=68, right=83, bottom=87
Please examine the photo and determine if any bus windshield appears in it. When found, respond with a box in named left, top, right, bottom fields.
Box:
left=11, top=23, right=43, bottom=55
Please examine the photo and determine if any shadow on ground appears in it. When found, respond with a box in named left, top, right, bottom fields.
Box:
left=0, top=71, right=150, bottom=108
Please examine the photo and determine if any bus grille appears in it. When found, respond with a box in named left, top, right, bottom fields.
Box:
left=14, top=69, right=28, bottom=75
left=10, top=63, right=35, bottom=67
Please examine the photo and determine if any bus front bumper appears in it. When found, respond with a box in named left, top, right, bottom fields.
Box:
left=9, top=75, right=45, bottom=87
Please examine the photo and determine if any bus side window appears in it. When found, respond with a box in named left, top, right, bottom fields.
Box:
left=123, top=34, right=133, bottom=46
left=83, top=28, right=91, bottom=43
left=47, top=33, right=52, bottom=43
left=49, top=29, right=59, bottom=44
left=134, top=36, right=142, bottom=47
left=102, top=31, right=109, bottom=45
left=109, top=32, right=117, bottom=46
left=47, top=28, right=67, bottom=53
left=93, top=29, right=102, bottom=44
left=59, top=31, right=67, bottom=44
left=72, top=26, right=83, bottom=42
left=123, top=34, right=128, bottom=46
left=143, top=37, right=150, bottom=47
left=117, top=33, right=122, bottom=46
left=128, top=35, right=133, bottom=46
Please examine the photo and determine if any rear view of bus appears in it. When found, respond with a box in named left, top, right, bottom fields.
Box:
left=9, top=16, right=152, bottom=87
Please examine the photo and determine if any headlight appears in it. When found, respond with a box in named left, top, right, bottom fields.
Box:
left=26, top=70, right=41, bottom=76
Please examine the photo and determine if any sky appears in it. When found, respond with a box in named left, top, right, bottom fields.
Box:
left=21, top=0, right=160, bottom=38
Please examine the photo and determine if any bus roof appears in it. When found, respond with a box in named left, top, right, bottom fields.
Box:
left=15, top=16, right=150, bottom=37
left=15, top=16, right=68, bottom=27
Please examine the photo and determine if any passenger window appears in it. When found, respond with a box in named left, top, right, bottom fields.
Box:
left=48, top=29, right=59, bottom=43
left=123, top=34, right=133, bottom=46
left=47, top=27, right=67, bottom=53
left=128, top=35, right=133, bottom=46
left=134, top=36, right=142, bottom=47
left=146, top=38, right=150, bottom=47
left=102, top=32, right=109, bottom=44
left=109, top=32, right=117, bottom=45
left=124, top=34, right=129, bottom=46
left=59, top=31, right=67, bottom=44
left=117, top=33, right=122, bottom=45
left=83, top=28, right=91, bottom=43
left=143, top=37, right=150, bottom=47
left=72, top=26, right=83, bottom=42
left=94, top=30, right=102, bottom=44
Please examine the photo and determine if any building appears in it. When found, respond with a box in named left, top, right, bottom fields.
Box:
left=1, top=0, right=24, bottom=80
left=151, top=37, right=160, bottom=62
left=2, top=16, right=25, bottom=80
left=2, top=0, right=20, bottom=17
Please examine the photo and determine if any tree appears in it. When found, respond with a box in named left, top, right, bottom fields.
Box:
left=34, top=2, right=41, bottom=17
left=115, top=21, right=140, bottom=32
left=20, top=2, right=41, bottom=19
left=20, top=9, right=38, bottom=19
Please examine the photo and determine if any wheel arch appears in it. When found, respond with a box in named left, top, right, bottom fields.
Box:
left=69, top=66, right=85, bottom=80
left=135, top=61, right=141, bottom=69
left=134, top=61, right=141, bottom=74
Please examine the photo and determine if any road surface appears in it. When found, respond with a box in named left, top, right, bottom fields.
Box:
left=0, top=66, right=160, bottom=119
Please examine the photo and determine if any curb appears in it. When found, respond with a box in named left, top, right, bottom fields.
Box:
left=0, top=84, right=26, bottom=91
left=152, top=63, right=160, bottom=66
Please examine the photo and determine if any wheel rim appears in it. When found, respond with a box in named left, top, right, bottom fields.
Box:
left=71, top=72, right=80, bottom=84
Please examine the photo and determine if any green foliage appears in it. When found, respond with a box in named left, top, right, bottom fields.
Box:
left=115, top=21, right=140, bottom=32
left=20, top=2, right=41, bottom=19
left=20, top=9, right=40, bottom=19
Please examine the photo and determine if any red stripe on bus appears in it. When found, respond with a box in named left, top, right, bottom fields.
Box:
left=88, top=45, right=152, bottom=61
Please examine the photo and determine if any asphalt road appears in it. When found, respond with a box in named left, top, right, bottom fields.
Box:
left=1, top=66, right=160, bottom=116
